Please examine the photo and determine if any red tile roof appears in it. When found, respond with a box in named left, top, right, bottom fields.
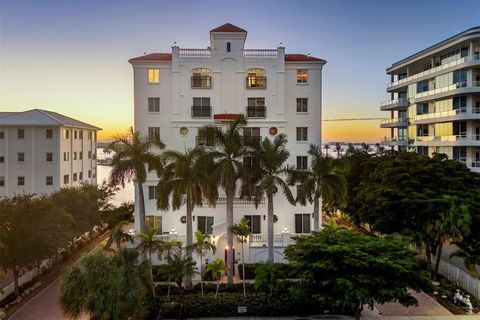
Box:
left=285, top=54, right=325, bottom=63
left=210, top=23, right=247, bottom=33
left=129, top=53, right=172, bottom=63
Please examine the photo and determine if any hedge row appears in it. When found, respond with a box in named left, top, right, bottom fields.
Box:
left=238, top=263, right=299, bottom=279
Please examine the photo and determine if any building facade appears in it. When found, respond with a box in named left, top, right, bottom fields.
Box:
left=129, top=23, right=326, bottom=263
left=0, top=109, right=100, bottom=197
left=380, top=26, right=480, bottom=173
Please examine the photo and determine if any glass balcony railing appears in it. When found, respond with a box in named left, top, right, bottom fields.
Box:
left=380, top=118, right=408, bottom=126
left=380, top=97, right=409, bottom=108
left=415, top=134, right=480, bottom=142
left=413, top=108, right=467, bottom=121
left=415, top=81, right=480, bottom=99
left=388, top=53, right=480, bottom=89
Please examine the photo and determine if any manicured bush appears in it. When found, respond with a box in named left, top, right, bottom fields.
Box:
left=238, top=262, right=299, bottom=279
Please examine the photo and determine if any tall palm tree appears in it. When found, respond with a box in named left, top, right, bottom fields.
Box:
left=334, top=142, right=343, bottom=158
left=247, top=134, right=295, bottom=262
left=107, top=127, right=165, bottom=232
left=157, top=147, right=217, bottom=288
left=137, top=228, right=162, bottom=298
left=106, top=220, right=134, bottom=252
left=289, top=144, right=348, bottom=231
left=188, top=231, right=216, bottom=297
left=231, top=217, right=250, bottom=297
left=323, top=144, right=330, bottom=157
left=198, top=116, right=247, bottom=283
left=207, top=258, right=227, bottom=299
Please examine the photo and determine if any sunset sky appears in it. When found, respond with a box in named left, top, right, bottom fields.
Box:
left=1, top=0, right=479, bottom=141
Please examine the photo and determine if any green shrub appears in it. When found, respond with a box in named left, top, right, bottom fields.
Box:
left=238, top=262, right=298, bottom=279
left=152, top=264, right=170, bottom=282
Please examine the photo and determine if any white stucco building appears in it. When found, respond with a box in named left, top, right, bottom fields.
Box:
left=0, top=109, right=100, bottom=197
left=129, top=23, right=326, bottom=263
left=381, top=26, right=480, bottom=173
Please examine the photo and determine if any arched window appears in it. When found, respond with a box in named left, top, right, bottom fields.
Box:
left=227, top=42, right=231, bottom=52
left=191, top=68, right=211, bottom=88
left=246, top=68, right=266, bottom=88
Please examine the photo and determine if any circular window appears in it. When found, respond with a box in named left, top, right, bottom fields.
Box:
left=179, top=127, right=188, bottom=136
left=269, top=127, right=278, bottom=136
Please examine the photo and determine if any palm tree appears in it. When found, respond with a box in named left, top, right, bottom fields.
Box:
left=106, top=220, right=134, bottom=252
left=334, top=142, right=343, bottom=158
left=156, top=239, right=182, bottom=298
left=289, top=144, right=348, bottom=231
left=207, top=258, right=227, bottom=299
left=198, top=116, right=247, bottom=283
left=157, top=147, right=217, bottom=288
left=231, top=217, right=250, bottom=297
left=361, top=142, right=371, bottom=153
left=137, top=228, right=163, bottom=298
left=323, top=144, right=330, bottom=157
left=375, top=143, right=385, bottom=155
left=107, top=127, right=165, bottom=232
left=248, top=134, right=295, bottom=262
left=188, top=231, right=216, bottom=297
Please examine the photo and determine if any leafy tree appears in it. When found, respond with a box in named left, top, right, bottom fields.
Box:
left=352, top=152, right=480, bottom=277
left=0, top=195, right=71, bottom=296
left=285, top=227, right=432, bottom=320
left=106, top=221, right=134, bottom=253
left=188, top=231, right=216, bottom=297
left=254, top=263, right=284, bottom=296
left=198, top=116, right=247, bottom=283
left=60, top=249, right=149, bottom=319
left=206, top=258, right=227, bottom=299
left=107, top=127, right=165, bottom=232
left=166, top=251, right=198, bottom=292
left=247, top=134, right=295, bottom=262
left=288, top=144, right=348, bottom=231
left=231, top=217, right=250, bottom=297
left=157, top=147, right=217, bottom=288
left=137, top=228, right=163, bottom=298
left=103, top=201, right=134, bottom=227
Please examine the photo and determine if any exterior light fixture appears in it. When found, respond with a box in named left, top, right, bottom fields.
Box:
left=170, top=227, right=177, bottom=235
left=263, top=215, right=266, bottom=220
left=282, top=226, right=289, bottom=233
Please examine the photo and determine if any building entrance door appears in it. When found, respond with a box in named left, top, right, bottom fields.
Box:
left=224, top=247, right=235, bottom=275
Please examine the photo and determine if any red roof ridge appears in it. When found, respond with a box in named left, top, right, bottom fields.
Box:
left=129, top=53, right=172, bottom=63
left=285, top=53, right=326, bottom=63
left=210, top=23, right=247, bottom=33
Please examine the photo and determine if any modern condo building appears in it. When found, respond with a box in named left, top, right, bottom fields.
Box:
left=129, top=23, right=326, bottom=262
left=0, top=109, right=100, bottom=197
left=381, top=26, right=480, bottom=172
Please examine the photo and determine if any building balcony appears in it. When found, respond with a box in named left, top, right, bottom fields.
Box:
left=246, top=106, right=266, bottom=118
left=414, top=134, right=480, bottom=147
left=387, top=53, right=480, bottom=92
left=243, top=49, right=278, bottom=59
left=413, top=107, right=480, bottom=125
left=380, top=137, right=409, bottom=147
left=380, top=97, right=409, bottom=111
left=414, top=81, right=480, bottom=103
left=191, top=106, right=212, bottom=118
left=246, top=76, right=267, bottom=89
left=249, top=233, right=298, bottom=248
left=469, top=160, right=480, bottom=173
left=191, top=76, right=212, bottom=88
left=380, top=117, right=408, bottom=128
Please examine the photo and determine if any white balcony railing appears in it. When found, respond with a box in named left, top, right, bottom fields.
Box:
left=243, top=49, right=278, bottom=59
left=388, top=53, right=480, bottom=89
left=380, top=97, right=409, bottom=107
left=179, top=49, right=212, bottom=58
left=249, top=233, right=298, bottom=247
left=414, top=108, right=467, bottom=121
left=415, top=134, right=480, bottom=143
left=380, top=117, right=408, bottom=126
left=415, top=81, right=480, bottom=99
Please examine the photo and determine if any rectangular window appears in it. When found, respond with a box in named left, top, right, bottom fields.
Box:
left=17, top=129, right=25, bottom=139
left=64, top=175, right=69, bottom=184
left=79, top=151, right=83, bottom=160
left=148, top=186, right=157, bottom=200
left=197, top=216, right=214, bottom=235
left=46, top=152, right=53, bottom=162
left=192, top=98, right=211, bottom=117
left=79, top=131, right=83, bottom=140
left=0, top=176, right=4, bottom=187
left=417, top=103, right=429, bottom=115
left=247, top=98, right=266, bottom=118
left=453, top=70, right=467, bottom=85
left=296, top=156, right=308, bottom=170
left=417, top=125, right=429, bottom=136
left=0, top=156, right=4, bottom=163
left=453, top=146, right=467, bottom=161
left=297, top=70, right=308, bottom=83
left=417, top=146, right=429, bottom=156
left=73, top=152, right=77, bottom=160
left=46, top=176, right=53, bottom=186
left=79, top=172, right=83, bottom=181
left=148, top=127, right=160, bottom=141
left=63, top=129, right=69, bottom=139
left=244, top=215, right=261, bottom=234
left=296, top=98, right=308, bottom=112
left=64, top=152, right=69, bottom=161
left=88, top=131, right=93, bottom=140
left=0, top=132, right=4, bottom=139
left=18, top=176, right=25, bottom=186
left=453, top=96, right=467, bottom=111
left=88, top=151, right=92, bottom=159
left=296, top=127, right=308, bottom=141
left=73, top=130, right=78, bottom=139
left=46, top=129, right=53, bottom=139
left=148, top=97, right=160, bottom=112
left=148, top=69, right=160, bottom=83
left=146, top=216, right=162, bottom=234
left=18, top=152, right=25, bottom=162
left=88, top=170, right=92, bottom=178
left=73, top=173, right=77, bottom=182
left=416, top=80, right=429, bottom=93
left=295, top=214, right=311, bottom=233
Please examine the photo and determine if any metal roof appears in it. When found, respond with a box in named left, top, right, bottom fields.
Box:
left=0, top=109, right=101, bottom=130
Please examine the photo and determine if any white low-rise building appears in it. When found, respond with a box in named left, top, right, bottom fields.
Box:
left=0, top=109, right=100, bottom=197
left=129, top=23, right=326, bottom=263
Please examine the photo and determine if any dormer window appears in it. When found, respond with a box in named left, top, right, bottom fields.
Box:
left=246, top=68, right=266, bottom=89
left=227, top=42, right=231, bottom=52
left=191, top=68, right=212, bottom=88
